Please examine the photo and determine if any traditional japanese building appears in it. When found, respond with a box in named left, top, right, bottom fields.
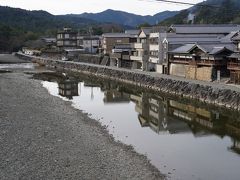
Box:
left=228, top=34, right=240, bottom=84
left=153, top=24, right=240, bottom=75
left=169, top=43, right=234, bottom=81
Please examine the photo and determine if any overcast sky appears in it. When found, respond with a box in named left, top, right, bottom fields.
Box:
left=0, top=0, right=204, bottom=15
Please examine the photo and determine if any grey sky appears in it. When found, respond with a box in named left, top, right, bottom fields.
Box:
left=0, top=0, right=203, bottom=15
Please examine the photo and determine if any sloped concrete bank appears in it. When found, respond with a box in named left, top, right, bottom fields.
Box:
left=16, top=53, right=240, bottom=111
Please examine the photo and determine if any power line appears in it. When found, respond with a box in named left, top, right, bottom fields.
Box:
left=156, top=0, right=199, bottom=6
left=139, top=0, right=220, bottom=8
left=139, top=0, right=240, bottom=17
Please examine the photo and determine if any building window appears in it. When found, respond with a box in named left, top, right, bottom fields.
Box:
left=65, top=34, right=70, bottom=39
left=163, top=43, right=167, bottom=49
left=164, top=52, right=167, bottom=60
left=150, top=51, right=158, bottom=57
left=141, top=39, right=146, bottom=43
left=64, top=41, right=70, bottom=45
left=150, top=38, right=158, bottom=45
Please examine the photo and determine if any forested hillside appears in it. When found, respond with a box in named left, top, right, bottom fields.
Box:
left=73, top=9, right=178, bottom=27
left=161, top=0, right=240, bottom=25
left=0, top=6, right=123, bottom=52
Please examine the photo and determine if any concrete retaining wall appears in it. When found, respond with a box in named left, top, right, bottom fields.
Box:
left=16, top=53, right=240, bottom=111
left=75, top=54, right=102, bottom=64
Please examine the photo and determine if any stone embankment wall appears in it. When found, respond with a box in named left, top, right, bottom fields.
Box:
left=16, top=53, right=240, bottom=111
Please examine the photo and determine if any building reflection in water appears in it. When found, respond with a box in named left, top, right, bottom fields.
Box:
left=104, top=90, right=130, bottom=104
left=50, top=72, right=240, bottom=155
left=100, top=82, right=130, bottom=104
left=58, top=79, right=78, bottom=100
left=131, top=93, right=191, bottom=134
left=230, top=139, right=240, bottom=154
left=129, top=91, right=240, bottom=154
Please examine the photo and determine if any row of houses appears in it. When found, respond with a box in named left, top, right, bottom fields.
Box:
left=56, top=25, right=240, bottom=84
left=105, top=25, right=240, bottom=84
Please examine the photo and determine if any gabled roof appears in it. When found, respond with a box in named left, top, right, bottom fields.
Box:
left=169, top=24, right=240, bottom=34
left=170, top=43, right=234, bottom=55
left=164, top=33, right=222, bottom=44
left=220, top=31, right=239, bottom=43
left=169, top=44, right=207, bottom=54
left=200, top=44, right=235, bottom=53
left=141, top=28, right=152, bottom=35
left=208, top=47, right=230, bottom=55
left=229, top=52, right=240, bottom=59
left=138, top=27, right=152, bottom=37
left=232, top=33, right=240, bottom=41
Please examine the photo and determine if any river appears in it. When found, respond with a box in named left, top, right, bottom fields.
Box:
left=30, top=70, right=240, bottom=180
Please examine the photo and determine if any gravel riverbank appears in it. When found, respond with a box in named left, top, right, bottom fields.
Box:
left=0, top=62, right=164, bottom=179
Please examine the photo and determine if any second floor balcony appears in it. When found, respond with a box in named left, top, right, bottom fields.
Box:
left=149, top=45, right=159, bottom=51
left=130, top=55, right=143, bottom=62
left=133, top=43, right=148, bottom=49
left=228, top=62, right=240, bottom=71
left=170, top=58, right=226, bottom=66
left=149, top=57, right=159, bottom=64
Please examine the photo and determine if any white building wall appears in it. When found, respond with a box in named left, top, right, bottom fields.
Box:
left=156, top=64, right=163, bottom=74
left=149, top=45, right=159, bottom=51
left=149, top=33, right=159, bottom=38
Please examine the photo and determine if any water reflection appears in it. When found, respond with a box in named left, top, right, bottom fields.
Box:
left=34, top=72, right=240, bottom=180
left=130, top=91, right=240, bottom=155
left=58, top=80, right=78, bottom=100
left=35, top=72, right=240, bottom=152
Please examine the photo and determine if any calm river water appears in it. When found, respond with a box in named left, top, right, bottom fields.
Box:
left=34, top=71, right=240, bottom=180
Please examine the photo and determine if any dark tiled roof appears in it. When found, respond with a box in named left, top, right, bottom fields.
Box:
left=220, top=32, right=239, bottom=43
left=170, top=43, right=235, bottom=55
left=229, top=52, right=240, bottom=59
left=232, top=34, right=240, bottom=41
left=164, top=33, right=223, bottom=44
left=169, top=44, right=196, bottom=54
left=170, top=24, right=240, bottom=34
left=200, top=43, right=235, bottom=53
left=140, top=27, right=152, bottom=36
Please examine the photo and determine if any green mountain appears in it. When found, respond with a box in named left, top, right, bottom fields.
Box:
left=70, top=9, right=178, bottom=27
left=0, top=6, right=97, bottom=32
left=161, top=0, right=240, bottom=25
left=0, top=6, right=124, bottom=52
